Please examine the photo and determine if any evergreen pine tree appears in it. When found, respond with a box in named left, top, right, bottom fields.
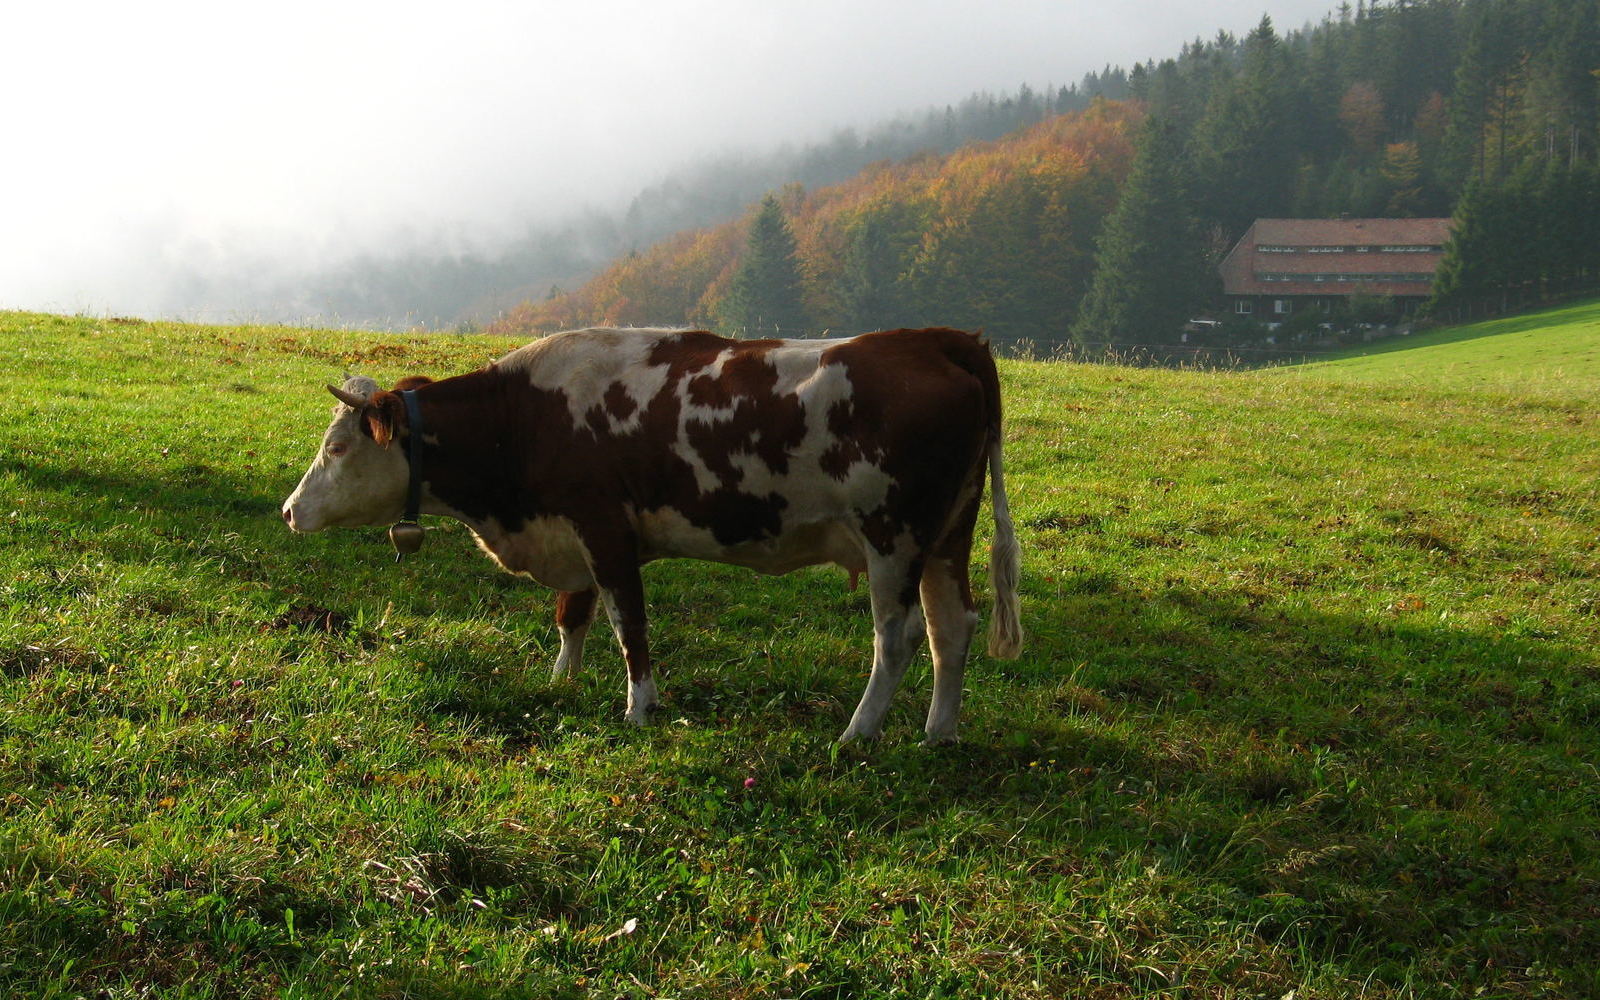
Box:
left=1072, top=114, right=1210, bottom=346
left=1427, top=178, right=1504, bottom=319
left=839, top=199, right=923, bottom=333
left=1192, top=15, right=1304, bottom=240
left=1578, top=164, right=1600, bottom=287
left=1534, top=0, right=1600, bottom=166
left=1445, top=1, right=1531, bottom=184
left=719, top=194, right=810, bottom=337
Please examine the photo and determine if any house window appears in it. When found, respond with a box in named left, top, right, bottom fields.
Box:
left=1274, top=299, right=1292, bottom=315
left=1235, top=300, right=1254, bottom=315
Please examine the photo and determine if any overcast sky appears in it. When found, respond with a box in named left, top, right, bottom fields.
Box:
left=1, top=0, right=1336, bottom=318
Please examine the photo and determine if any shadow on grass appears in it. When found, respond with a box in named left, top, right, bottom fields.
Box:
left=6, top=457, right=284, bottom=518
left=409, top=570, right=1599, bottom=990
left=420, top=568, right=1592, bottom=757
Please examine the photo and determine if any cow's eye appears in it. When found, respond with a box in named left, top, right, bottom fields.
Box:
left=327, top=442, right=349, bottom=458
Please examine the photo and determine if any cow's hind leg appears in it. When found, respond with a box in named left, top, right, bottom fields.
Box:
left=920, top=555, right=978, bottom=745
left=901, top=602, right=926, bottom=660
left=839, top=554, right=924, bottom=743
left=551, top=588, right=597, bottom=680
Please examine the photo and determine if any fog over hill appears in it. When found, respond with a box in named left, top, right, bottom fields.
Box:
left=0, top=0, right=1336, bottom=328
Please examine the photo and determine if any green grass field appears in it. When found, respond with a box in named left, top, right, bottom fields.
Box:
left=1297, top=298, right=1600, bottom=397
left=1, top=301, right=1597, bottom=998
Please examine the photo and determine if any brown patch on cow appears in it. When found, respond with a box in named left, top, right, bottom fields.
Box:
left=574, top=525, right=654, bottom=684
left=695, top=487, right=788, bottom=544
left=645, top=331, right=783, bottom=373
left=556, top=589, right=597, bottom=630
left=933, top=492, right=982, bottom=612
left=603, top=382, right=637, bottom=421
left=395, top=375, right=435, bottom=392
left=663, top=341, right=809, bottom=491
left=624, top=333, right=797, bottom=542
left=395, top=369, right=599, bottom=532
left=685, top=371, right=734, bottom=409
left=585, top=381, right=641, bottom=437
left=818, top=398, right=883, bottom=481
left=857, top=508, right=905, bottom=558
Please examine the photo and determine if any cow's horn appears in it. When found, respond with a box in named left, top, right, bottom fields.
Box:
left=326, top=384, right=369, bottom=409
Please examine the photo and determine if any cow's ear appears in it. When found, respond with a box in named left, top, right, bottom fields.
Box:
left=363, top=390, right=405, bottom=448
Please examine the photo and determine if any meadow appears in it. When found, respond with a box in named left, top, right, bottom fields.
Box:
left=1, top=301, right=1597, bottom=998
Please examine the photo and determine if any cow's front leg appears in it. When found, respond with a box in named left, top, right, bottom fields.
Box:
left=593, top=563, right=657, bottom=725
left=550, top=588, right=597, bottom=680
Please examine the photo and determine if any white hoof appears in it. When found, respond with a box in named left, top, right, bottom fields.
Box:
left=837, top=725, right=881, bottom=744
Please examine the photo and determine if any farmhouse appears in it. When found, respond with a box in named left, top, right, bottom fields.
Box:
left=1219, top=217, right=1453, bottom=324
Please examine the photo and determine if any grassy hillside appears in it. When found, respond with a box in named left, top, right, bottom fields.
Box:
left=2, top=310, right=1597, bottom=998
left=1293, top=297, right=1600, bottom=397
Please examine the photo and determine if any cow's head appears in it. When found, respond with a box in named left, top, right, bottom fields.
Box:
left=280, top=376, right=410, bottom=533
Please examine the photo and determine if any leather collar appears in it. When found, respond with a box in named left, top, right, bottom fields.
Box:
left=389, top=389, right=426, bottom=560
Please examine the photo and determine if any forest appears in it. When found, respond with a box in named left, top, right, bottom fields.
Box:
left=491, top=0, right=1600, bottom=352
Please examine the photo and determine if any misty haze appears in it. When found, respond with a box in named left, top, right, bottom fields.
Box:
left=1, top=0, right=1338, bottom=330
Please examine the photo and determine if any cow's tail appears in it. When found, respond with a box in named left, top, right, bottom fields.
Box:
left=935, top=328, right=1023, bottom=658
left=985, top=424, right=1024, bottom=659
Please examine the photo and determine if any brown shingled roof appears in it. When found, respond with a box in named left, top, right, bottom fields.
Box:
left=1250, top=217, right=1453, bottom=246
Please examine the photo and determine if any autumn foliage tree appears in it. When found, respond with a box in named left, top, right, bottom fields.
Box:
left=1339, top=81, right=1388, bottom=154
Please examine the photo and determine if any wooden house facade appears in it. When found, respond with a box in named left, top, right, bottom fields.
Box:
left=1218, top=218, right=1453, bottom=324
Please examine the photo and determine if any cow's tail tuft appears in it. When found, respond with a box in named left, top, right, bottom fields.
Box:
left=986, top=426, right=1023, bottom=659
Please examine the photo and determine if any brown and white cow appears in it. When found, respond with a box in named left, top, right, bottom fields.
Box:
left=281, top=327, right=1022, bottom=743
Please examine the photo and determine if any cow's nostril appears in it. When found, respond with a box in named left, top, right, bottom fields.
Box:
left=281, top=507, right=292, bottom=525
